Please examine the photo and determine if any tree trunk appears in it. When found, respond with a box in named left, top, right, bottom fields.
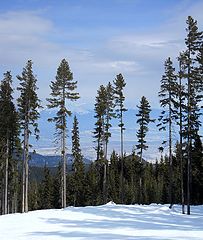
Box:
left=139, top=147, right=143, bottom=204
left=187, top=52, right=191, bottom=215
left=120, top=110, right=124, bottom=204
left=22, top=124, right=29, bottom=213
left=103, top=123, right=108, bottom=204
left=62, top=121, right=66, bottom=208
left=4, top=137, right=9, bottom=214
left=179, top=66, right=185, bottom=214
left=169, top=94, right=173, bottom=209
left=62, top=89, right=66, bottom=208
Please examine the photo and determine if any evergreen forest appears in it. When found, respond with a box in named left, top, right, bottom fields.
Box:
left=0, top=16, right=203, bottom=216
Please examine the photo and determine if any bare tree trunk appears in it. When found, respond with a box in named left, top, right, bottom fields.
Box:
left=139, top=147, right=143, bottom=204
left=120, top=111, right=124, bottom=204
left=25, top=141, right=29, bottom=213
left=4, top=137, right=9, bottom=214
left=178, top=67, right=185, bottom=214
left=187, top=54, right=191, bottom=215
left=62, top=129, right=66, bottom=208
left=22, top=139, right=25, bottom=213
left=169, top=95, right=173, bottom=209
left=103, top=122, right=108, bottom=204
left=62, top=98, right=66, bottom=208
left=1, top=177, right=5, bottom=215
left=22, top=124, right=29, bottom=213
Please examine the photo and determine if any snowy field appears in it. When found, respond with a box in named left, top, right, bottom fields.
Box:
left=0, top=202, right=203, bottom=240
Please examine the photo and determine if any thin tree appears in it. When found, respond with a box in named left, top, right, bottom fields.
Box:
left=93, top=85, right=106, bottom=162
left=93, top=85, right=107, bottom=203
left=47, top=59, right=79, bottom=208
left=103, top=82, right=115, bottom=203
left=0, top=71, right=20, bottom=214
left=185, top=16, right=203, bottom=215
left=177, top=51, right=187, bottom=214
left=113, top=73, right=127, bottom=203
left=157, top=57, right=177, bottom=209
left=136, top=96, right=154, bottom=204
left=17, top=60, right=41, bottom=213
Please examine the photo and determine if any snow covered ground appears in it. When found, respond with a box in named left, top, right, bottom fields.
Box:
left=0, top=202, right=203, bottom=240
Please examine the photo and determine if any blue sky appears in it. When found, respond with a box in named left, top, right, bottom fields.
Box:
left=0, top=0, right=203, bottom=159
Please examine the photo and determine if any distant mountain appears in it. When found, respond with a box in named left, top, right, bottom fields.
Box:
left=29, top=152, right=92, bottom=168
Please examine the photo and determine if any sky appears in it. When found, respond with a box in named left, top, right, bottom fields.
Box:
left=0, top=0, right=203, bottom=160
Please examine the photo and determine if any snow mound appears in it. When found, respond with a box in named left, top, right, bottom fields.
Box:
left=105, top=201, right=116, bottom=205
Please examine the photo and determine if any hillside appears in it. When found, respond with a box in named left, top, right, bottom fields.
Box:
left=0, top=203, right=202, bottom=240
left=29, top=152, right=92, bottom=167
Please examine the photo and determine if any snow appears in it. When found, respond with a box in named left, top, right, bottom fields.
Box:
left=0, top=203, right=203, bottom=240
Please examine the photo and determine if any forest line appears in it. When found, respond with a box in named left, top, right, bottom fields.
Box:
left=0, top=16, right=203, bottom=215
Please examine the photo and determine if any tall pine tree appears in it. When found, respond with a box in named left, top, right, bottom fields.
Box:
left=17, top=60, right=41, bottom=213
left=113, top=73, right=127, bottom=203
left=136, top=96, right=154, bottom=204
left=184, top=16, right=203, bottom=214
left=157, top=57, right=178, bottom=209
left=47, top=59, right=79, bottom=208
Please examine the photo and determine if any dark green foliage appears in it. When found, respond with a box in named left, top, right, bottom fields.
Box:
left=47, top=58, right=79, bottom=142
left=40, top=166, right=53, bottom=209
left=108, top=151, right=120, bottom=203
left=72, top=116, right=85, bottom=206
left=17, top=60, right=41, bottom=213
left=113, top=73, right=127, bottom=135
left=191, top=136, right=203, bottom=204
left=93, top=85, right=106, bottom=161
left=0, top=71, right=20, bottom=214
left=29, top=181, right=39, bottom=211
left=136, top=96, right=154, bottom=157
left=17, top=60, right=41, bottom=139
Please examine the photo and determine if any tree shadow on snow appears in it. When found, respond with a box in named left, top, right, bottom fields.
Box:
left=28, top=205, right=203, bottom=239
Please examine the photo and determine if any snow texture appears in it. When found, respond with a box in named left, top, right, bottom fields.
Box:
left=0, top=203, right=203, bottom=239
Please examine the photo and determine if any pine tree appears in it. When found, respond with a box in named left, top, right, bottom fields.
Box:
left=113, top=73, right=127, bottom=203
left=72, top=115, right=85, bottom=206
left=47, top=59, right=79, bottom=208
left=103, top=82, right=115, bottom=203
left=136, top=96, right=154, bottom=204
left=157, top=57, right=178, bottom=208
left=0, top=71, right=20, bottom=214
left=184, top=16, right=203, bottom=215
left=93, top=85, right=106, bottom=161
left=17, top=60, right=41, bottom=213
left=177, top=51, right=188, bottom=214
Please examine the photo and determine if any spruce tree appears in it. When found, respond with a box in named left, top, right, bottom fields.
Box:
left=17, top=60, right=41, bottom=213
left=93, top=85, right=106, bottom=161
left=157, top=57, right=178, bottom=208
left=177, top=51, right=187, bottom=214
left=0, top=71, right=20, bottom=214
left=103, top=82, right=115, bottom=204
left=47, top=59, right=79, bottom=208
left=113, top=73, right=127, bottom=203
left=72, top=115, right=85, bottom=206
left=184, top=16, right=203, bottom=215
left=136, top=96, right=154, bottom=203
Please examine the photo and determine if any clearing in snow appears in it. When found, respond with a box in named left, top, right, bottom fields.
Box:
left=0, top=202, right=203, bottom=240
